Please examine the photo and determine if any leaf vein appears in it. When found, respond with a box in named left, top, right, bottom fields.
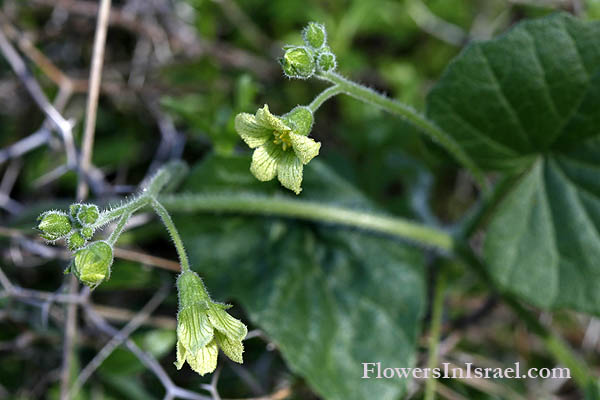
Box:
left=477, top=46, right=533, bottom=148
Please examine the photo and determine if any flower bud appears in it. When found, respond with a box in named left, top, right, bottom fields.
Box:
left=284, top=106, right=314, bottom=136
left=77, top=204, right=99, bottom=226
left=317, top=51, right=336, bottom=73
left=73, top=241, right=113, bottom=288
left=81, top=226, right=94, bottom=240
left=303, top=22, right=327, bottom=49
left=280, top=46, right=315, bottom=79
left=37, top=211, right=72, bottom=241
left=67, top=232, right=86, bottom=251
left=69, top=204, right=81, bottom=219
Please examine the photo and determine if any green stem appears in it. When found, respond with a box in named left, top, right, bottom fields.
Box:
left=425, top=270, right=446, bottom=400
left=107, top=211, right=131, bottom=246
left=455, top=174, right=516, bottom=238
left=94, top=196, right=150, bottom=228
left=159, top=193, right=454, bottom=252
left=160, top=191, right=594, bottom=389
left=317, top=71, right=486, bottom=188
left=93, top=162, right=188, bottom=228
left=151, top=199, right=190, bottom=272
left=507, top=298, right=592, bottom=388
left=308, top=84, right=343, bottom=113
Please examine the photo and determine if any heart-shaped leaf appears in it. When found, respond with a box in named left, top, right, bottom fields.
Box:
left=484, top=137, right=600, bottom=314
left=427, top=13, right=600, bottom=314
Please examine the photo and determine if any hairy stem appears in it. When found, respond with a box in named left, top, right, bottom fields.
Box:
left=94, top=196, right=150, bottom=228
left=424, top=269, right=446, bottom=400
left=93, top=161, right=187, bottom=228
left=151, top=199, right=190, bottom=272
left=317, top=71, right=486, bottom=188
left=308, top=84, right=343, bottom=113
left=159, top=193, right=454, bottom=251
left=161, top=190, right=594, bottom=388
left=107, top=211, right=132, bottom=245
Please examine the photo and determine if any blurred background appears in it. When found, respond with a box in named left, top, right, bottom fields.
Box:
left=0, top=0, right=598, bottom=399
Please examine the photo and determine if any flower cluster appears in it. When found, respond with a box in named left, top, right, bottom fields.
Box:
left=175, top=270, right=247, bottom=375
left=280, top=22, right=336, bottom=79
left=38, top=203, right=99, bottom=250
left=38, top=204, right=113, bottom=288
left=235, top=22, right=338, bottom=194
left=235, top=105, right=320, bottom=194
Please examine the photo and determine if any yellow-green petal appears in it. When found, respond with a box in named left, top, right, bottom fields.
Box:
left=215, top=331, right=244, bottom=364
left=175, top=340, right=186, bottom=370
left=186, top=339, right=219, bottom=376
left=289, top=133, right=321, bottom=165
left=277, top=152, right=304, bottom=195
left=177, top=304, right=214, bottom=352
left=255, top=105, right=290, bottom=132
left=250, top=143, right=282, bottom=182
left=207, top=304, right=248, bottom=341
left=234, top=113, right=271, bottom=148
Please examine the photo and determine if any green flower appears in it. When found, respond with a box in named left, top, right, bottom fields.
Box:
left=67, top=232, right=86, bottom=251
left=235, top=105, right=320, bottom=194
left=175, top=271, right=247, bottom=376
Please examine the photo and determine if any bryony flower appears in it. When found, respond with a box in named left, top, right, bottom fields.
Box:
left=235, top=105, right=320, bottom=194
left=175, top=270, right=247, bottom=376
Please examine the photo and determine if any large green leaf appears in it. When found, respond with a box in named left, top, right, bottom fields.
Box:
left=427, top=12, right=600, bottom=171
left=485, top=137, right=600, bottom=314
left=427, top=13, right=600, bottom=314
left=174, top=155, right=425, bottom=400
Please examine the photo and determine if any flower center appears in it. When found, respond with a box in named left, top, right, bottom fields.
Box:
left=273, top=129, right=292, bottom=151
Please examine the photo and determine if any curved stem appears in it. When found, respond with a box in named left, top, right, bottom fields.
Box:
left=425, top=269, right=446, bottom=400
left=93, top=162, right=187, bottom=228
left=94, top=196, right=150, bottom=228
left=159, top=193, right=454, bottom=252
left=151, top=199, right=190, bottom=272
left=107, top=211, right=131, bottom=245
left=308, top=84, right=343, bottom=113
left=160, top=191, right=595, bottom=388
left=317, top=71, right=486, bottom=188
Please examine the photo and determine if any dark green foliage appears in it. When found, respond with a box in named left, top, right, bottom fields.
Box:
left=428, top=13, right=600, bottom=315
left=176, top=155, right=424, bottom=399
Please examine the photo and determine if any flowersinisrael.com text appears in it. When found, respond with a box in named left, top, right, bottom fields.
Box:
left=362, top=362, right=571, bottom=380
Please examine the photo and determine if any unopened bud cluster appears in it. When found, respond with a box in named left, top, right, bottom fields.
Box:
left=280, top=22, right=336, bottom=79
left=38, top=203, right=113, bottom=288
left=38, top=203, right=99, bottom=250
